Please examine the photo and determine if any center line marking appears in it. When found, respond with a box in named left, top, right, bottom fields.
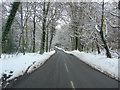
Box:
left=64, top=63, right=69, bottom=72
left=70, top=81, right=75, bottom=90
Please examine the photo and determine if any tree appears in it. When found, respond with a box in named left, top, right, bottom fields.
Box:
left=40, top=2, right=50, bottom=54
left=32, top=3, right=36, bottom=53
left=46, top=27, right=49, bottom=52
left=68, top=3, right=79, bottom=50
left=25, top=3, right=29, bottom=52
left=2, top=2, right=20, bottom=54
left=1, top=2, right=117, bottom=58
left=16, top=3, right=30, bottom=55
left=95, top=33, right=100, bottom=54
left=20, top=3, right=25, bottom=55
left=49, top=21, right=56, bottom=51
left=2, top=2, right=20, bottom=41
left=46, top=3, right=58, bottom=52
left=99, top=0, right=112, bottom=58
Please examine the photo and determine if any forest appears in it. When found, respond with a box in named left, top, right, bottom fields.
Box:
left=1, top=1, right=119, bottom=58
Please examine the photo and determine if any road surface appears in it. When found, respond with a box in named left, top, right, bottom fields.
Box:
left=9, top=49, right=118, bottom=88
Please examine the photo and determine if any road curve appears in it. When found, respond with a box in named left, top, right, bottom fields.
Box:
left=9, top=49, right=118, bottom=88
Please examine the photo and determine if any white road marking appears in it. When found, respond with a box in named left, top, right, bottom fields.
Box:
left=70, top=81, right=75, bottom=90
left=64, top=63, right=69, bottom=72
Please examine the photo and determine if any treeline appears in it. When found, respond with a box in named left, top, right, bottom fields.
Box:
left=64, top=1, right=119, bottom=58
left=1, top=1, right=119, bottom=58
left=2, top=2, right=62, bottom=55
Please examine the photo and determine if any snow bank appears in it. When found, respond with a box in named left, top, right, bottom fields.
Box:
left=0, top=51, right=55, bottom=81
left=55, top=46, right=66, bottom=51
left=65, top=50, right=119, bottom=80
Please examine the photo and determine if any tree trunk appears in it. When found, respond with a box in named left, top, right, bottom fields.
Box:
left=96, top=43, right=100, bottom=54
left=40, top=2, right=50, bottom=54
left=92, top=42, right=94, bottom=52
left=25, top=4, right=28, bottom=52
left=30, top=30, right=33, bottom=52
left=95, top=34, right=100, bottom=54
left=2, top=2, right=20, bottom=42
left=72, top=21, right=78, bottom=50
left=21, top=4, right=25, bottom=55
left=46, top=27, right=49, bottom=52
left=49, top=33, right=53, bottom=52
left=25, top=18, right=28, bottom=52
left=96, top=39, right=100, bottom=54
left=99, top=0, right=111, bottom=58
left=2, top=2, right=20, bottom=55
left=16, top=32, right=22, bottom=55
left=32, top=6, right=36, bottom=53
left=40, top=18, right=46, bottom=54
left=75, top=36, right=78, bottom=50
left=87, top=47, right=89, bottom=53
left=71, top=37, right=75, bottom=50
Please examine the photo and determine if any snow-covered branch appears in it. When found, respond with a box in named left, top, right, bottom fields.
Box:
left=106, top=18, right=120, bottom=28
left=109, top=12, right=119, bottom=18
left=95, top=25, right=100, bottom=32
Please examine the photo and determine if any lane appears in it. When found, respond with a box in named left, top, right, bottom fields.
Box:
left=10, top=49, right=118, bottom=88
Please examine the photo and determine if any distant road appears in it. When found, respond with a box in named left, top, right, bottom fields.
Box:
left=9, top=49, right=118, bottom=88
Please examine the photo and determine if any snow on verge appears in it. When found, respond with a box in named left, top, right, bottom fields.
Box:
left=0, top=51, right=55, bottom=81
left=65, top=50, right=119, bottom=80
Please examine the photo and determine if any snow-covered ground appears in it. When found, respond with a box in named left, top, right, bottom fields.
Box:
left=0, top=51, right=55, bottom=83
left=65, top=50, right=119, bottom=80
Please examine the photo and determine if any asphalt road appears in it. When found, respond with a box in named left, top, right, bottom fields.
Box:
left=10, top=49, right=118, bottom=88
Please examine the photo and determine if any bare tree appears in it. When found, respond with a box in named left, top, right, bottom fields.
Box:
left=99, top=0, right=112, bottom=58
left=40, top=2, right=50, bottom=54
left=20, top=4, right=25, bottom=55
left=32, top=3, right=36, bottom=53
